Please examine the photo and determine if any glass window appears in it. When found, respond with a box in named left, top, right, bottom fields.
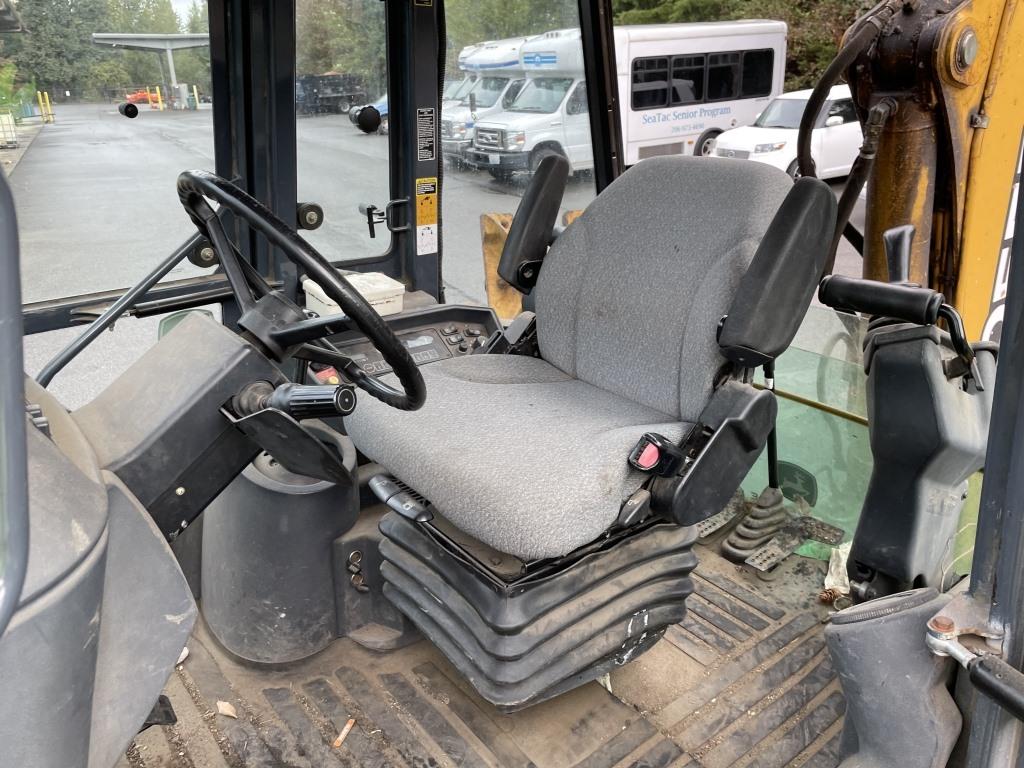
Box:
left=466, top=76, right=511, bottom=109
left=755, top=98, right=808, bottom=129
left=501, top=79, right=526, bottom=109
left=10, top=0, right=215, bottom=306
left=828, top=98, right=859, bottom=124
left=566, top=81, right=588, bottom=115
left=631, top=57, right=669, bottom=110
left=509, top=77, right=574, bottom=114
left=296, top=0, right=389, bottom=265
left=440, top=1, right=596, bottom=307
left=706, top=51, right=741, bottom=102
left=741, top=49, right=773, bottom=98
left=670, top=55, right=704, bottom=105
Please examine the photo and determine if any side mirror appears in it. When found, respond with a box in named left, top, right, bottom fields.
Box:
left=469, top=92, right=477, bottom=114
left=825, top=115, right=844, bottom=128
left=356, top=105, right=382, bottom=134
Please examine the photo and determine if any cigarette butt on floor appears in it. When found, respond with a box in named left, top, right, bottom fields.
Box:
left=333, top=718, right=356, bottom=748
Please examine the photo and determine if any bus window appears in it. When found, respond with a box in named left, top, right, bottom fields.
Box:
left=631, top=57, right=669, bottom=110
left=741, top=49, right=774, bottom=98
left=670, top=55, right=705, bottom=105
left=706, top=51, right=741, bottom=101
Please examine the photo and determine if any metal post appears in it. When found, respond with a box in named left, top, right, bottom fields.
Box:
left=155, top=86, right=164, bottom=111
left=764, top=360, right=780, bottom=490
left=0, top=164, right=29, bottom=638
left=165, top=46, right=178, bottom=88
left=964, top=140, right=1024, bottom=766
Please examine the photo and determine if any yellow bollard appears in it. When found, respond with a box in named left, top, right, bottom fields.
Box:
left=42, top=91, right=53, bottom=123
left=146, top=86, right=153, bottom=107
left=155, top=86, right=164, bottom=111
left=36, top=91, right=45, bottom=120
left=192, top=84, right=199, bottom=110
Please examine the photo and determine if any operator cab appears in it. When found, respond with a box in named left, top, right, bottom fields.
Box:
left=3, top=1, right=1024, bottom=766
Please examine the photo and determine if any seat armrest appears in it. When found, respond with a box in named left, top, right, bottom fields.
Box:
left=650, top=382, right=776, bottom=527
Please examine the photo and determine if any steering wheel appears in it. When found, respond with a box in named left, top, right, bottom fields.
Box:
left=176, top=170, right=426, bottom=411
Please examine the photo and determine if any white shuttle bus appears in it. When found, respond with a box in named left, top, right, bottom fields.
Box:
left=465, top=20, right=787, bottom=177
left=618, top=20, right=786, bottom=162
left=441, top=37, right=531, bottom=161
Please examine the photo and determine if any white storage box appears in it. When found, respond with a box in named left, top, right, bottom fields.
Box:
left=302, top=271, right=405, bottom=318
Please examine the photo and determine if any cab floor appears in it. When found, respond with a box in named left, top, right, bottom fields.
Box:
left=118, top=543, right=843, bottom=768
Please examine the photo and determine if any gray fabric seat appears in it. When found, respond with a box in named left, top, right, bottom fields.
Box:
left=345, top=156, right=793, bottom=560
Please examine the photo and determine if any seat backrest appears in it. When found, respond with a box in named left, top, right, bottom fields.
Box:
left=534, top=156, right=792, bottom=421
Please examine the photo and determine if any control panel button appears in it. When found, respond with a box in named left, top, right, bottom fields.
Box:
left=446, top=333, right=465, bottom=345
left=464, top=326, right=481, bottom=337
left=442, top=324, right=459, bottom=335
left=458, top=342, right=469, bottom=353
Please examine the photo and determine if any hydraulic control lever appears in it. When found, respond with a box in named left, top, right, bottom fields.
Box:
left=234, top=380, right=357, bottom=420
left=818, top=276, right=984, bottom=388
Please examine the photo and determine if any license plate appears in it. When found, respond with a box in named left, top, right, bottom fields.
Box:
left=488, top=154, right=499, bottom=165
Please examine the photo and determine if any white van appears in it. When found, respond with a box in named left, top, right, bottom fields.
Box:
left=441, top=38, right=531, bottom=162
left=465, top=29, right=592, bottom=179
left=465, top=20, right=787, bottom=177
left=442, top=43, right=485, bottom=109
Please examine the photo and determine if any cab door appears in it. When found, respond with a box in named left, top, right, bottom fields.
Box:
left=562, top=81, right=593, bottom=169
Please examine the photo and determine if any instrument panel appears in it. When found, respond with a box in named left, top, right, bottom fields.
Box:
left=310, top=304, right=501, bottom=381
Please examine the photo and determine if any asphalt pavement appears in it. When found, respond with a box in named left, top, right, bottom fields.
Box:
left=14, top=102, right=863, bottom=408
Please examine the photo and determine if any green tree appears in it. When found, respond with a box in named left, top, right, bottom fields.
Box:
left=175, top=0, right=211, bottom=93
left=14, top=0, right=110, bottom=98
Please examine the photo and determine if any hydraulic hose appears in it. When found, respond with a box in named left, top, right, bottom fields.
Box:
left=796, top=0, right=900, bottom=180
left=824, top=99, right=897, bottom=273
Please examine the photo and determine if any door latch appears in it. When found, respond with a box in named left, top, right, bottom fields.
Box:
left=358, top=199, right=409, bottom=239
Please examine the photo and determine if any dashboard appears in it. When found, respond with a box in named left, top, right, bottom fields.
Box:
left=309, top=303, right=502, bottom=381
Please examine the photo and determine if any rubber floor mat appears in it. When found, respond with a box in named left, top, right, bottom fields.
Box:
left=117, top=546, right=842, bottom=768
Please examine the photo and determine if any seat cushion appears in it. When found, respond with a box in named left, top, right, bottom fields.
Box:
left=344, top=355, right=688, bottom=560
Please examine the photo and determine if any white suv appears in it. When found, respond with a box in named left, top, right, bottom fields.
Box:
left=712, top=84, right=862, bottom=179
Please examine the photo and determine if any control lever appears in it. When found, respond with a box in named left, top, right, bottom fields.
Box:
left=927, top=619, right=1024, bottom=722
left=358, top=203, right=387, bottom=238
left=883, top=224, right=914, bottom=283
left=368, top=475, right=433, bottom=522
left=234, top=381, right=357, bottom=419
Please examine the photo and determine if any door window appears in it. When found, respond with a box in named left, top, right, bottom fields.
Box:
left=295, top=0, right=389, bottom=265
left=827, top=99, right=858, bottom=124
left=440, top=0, right=597, bottom=307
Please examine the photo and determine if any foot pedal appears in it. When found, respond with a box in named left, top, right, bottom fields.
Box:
left=744, top=517, right=846, bottom=572
left=139, top=695, right=176, bottom=733
left=697, top=491, right=746, bottom=539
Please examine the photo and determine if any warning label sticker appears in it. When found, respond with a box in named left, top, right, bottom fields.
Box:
left=416, top=108, right=436, bottom=161
left=416, top=177, right=438, bottom=255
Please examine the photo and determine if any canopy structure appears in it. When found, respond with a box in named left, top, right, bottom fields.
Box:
left=91, top=33, right=210, bottom=88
